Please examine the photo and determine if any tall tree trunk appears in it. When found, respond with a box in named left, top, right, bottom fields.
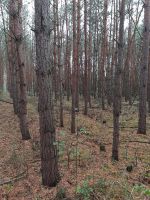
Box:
left=106, top=0, right=113, bottom=106
left=64, top=0, right=71, bottom=101
left=9, top=1, right=19, bottom=114
left=34, top=0, right=60, bottom=186
left=56, top=0, right=64, bottom=127
left=123, top=1, right=133, bottom=104
left=75, top=0, right=80, bottom=109
left=148, top=49, right=150, bottom=113
left=71, top=0, right=77, bottom=133
left=112, top=0, right=125, bottom=161
left=99, top=0, right=108, bottom=110
left=84, top=0, right=88, bottom=115
left=17, top=0, right=31, bottom=140
left=137, top=0, right=150, bottom=134
left=0, top=46, right=4, bottom=91
left=53, top=0, right=58, bottom=102
left=9, top=0, right=31, bottom=140
left=92, top=10, right=99, bottom=99
left=88, top=0, right=92, bottom=108
left=0, top=1, right=8, bottom=92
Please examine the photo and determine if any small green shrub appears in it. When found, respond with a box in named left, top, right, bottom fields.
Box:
left=53, top=141, right=65, bottom=157
left=93, top=178, right=107, bottom=195
left=56, top=187, right=66, bottom=199
left=79, top=127, right=90, bottom=136
left=133, top=184, right=150, bottom=197
left=76, top=180, right=93, bottom=200
left=4, top=183, right=13, bottom=193
left=7, top=149, right=25, bottom=173
left=34, top=196, right=41, bottom=200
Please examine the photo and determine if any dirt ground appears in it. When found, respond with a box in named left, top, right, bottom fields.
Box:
left=0, top=97, right=150, bottom=200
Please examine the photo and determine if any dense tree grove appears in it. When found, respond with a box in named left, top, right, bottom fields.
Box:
left=0, top=0, right=149, bottom=191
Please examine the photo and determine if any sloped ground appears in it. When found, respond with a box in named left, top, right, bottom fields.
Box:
left=0, top=97, right=149, bottom=200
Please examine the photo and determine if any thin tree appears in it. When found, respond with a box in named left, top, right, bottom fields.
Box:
left=53, top=0, right=58, bottom=101
left=8, top=0, right=19, bottom=114
left=99, top=0, right=108, bottom=110
left=88, top=0, right=92, bottom=108
left=137, top=0, right=150, bottom=134
left=71, top=0, right=77, bottom=133
left=148, top=50, right=150, bottom=113
left=75, top=0, right=80, bottom=109
left=84, top=0, right=88, bottom=115
left=112, top=0, right=125, bottom=161
left=64, top=0, right=71, bottom=101
left=56, top=0, right=64, bottom=127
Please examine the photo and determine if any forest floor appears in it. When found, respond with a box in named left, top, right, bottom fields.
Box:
left=0, top=94, right=150, bottom=200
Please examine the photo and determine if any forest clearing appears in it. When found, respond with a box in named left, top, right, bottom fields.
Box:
left=0, top=0, right=150, bottom=199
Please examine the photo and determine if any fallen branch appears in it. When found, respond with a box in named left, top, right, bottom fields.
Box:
left=93, top=140, right=150, bottom=146
left=0, top=99, right=13, bottom=104
left=125, top=140, right=150, bottom=144
left=0, top=170, right=27, bottom=186
left=108, top=126, right=137, bottom=129
left=91, top=191, right=100, bottom=200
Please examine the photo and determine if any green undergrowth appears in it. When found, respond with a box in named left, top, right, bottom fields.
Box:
left=75, top=177, right=150, bottom=200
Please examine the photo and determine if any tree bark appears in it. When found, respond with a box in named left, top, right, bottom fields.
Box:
left=137, top=0, right=150, bottom=135
left=71, top=0, right=77, bottom=133
left=99, top=0, right=108, bottom=110
left=9, top=1, right=19, bottom=114
left=84, top=0, right=88, bottom=115
left=75, top=0, right=80, bottom=109
left=9, top=0, right=31, bottom=140
left=112, top=0, right=125, bottom=161
left=34, top=0, right=60, bottom=186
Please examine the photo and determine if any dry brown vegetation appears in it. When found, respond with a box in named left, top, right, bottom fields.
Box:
left=0, top=95, right=150, bottom=200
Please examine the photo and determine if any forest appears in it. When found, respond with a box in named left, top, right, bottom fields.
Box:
left=0, top=0, right=150, bottom=199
